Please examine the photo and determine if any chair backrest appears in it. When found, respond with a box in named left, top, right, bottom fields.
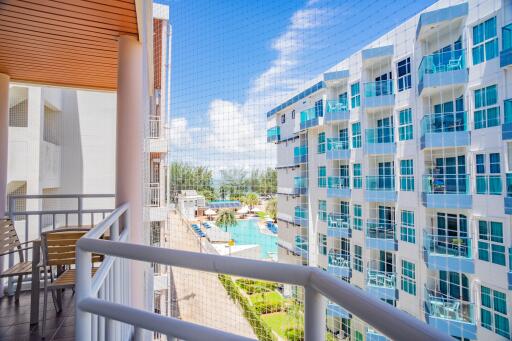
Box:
left=0, top=218, right=23, bottom=262
left=41, top=229, right=102, bottom=267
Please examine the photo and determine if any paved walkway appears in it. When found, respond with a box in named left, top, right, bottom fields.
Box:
left=168, top=211, right=256, bottom=339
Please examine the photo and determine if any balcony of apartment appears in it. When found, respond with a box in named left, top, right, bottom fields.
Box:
left=327, top=176, right=351, bottom=199
left=293, top=205, right=308, bottom=227
left=421, top=173, right=472, bottom=208
left=365, top=220, right=397, bottom=251
left=505, top=174, right=512, bottom=214
left=300, top=107, right=322, bottom=130
left=363, top=80, right=395, bottom=111
left=418, top=49, right=468, bottom=96
left=325, top=99, right=349, bottom=123
left=327, top=249, right=351, bottom=278
left=327, top=213, right=351, bottom=238
left=145, top=182, right=167, bottom=221
left=424, top=287, right=477, bottom=339
left=293, top=176, right=308, bottom=196
left=266, top=126, right=280, bottom=143
left=500, top=23, right=512, bottom=68
left=293, top=145, right=308, bottom=164
left=503, top=99, right=512, bottom=140
left=294, top=235, right=308, bottom=257
left=366, top=327, right=388, bottom=341
left=364, top=175, right=396, bottom=202
left=326, top=138, right=350, bottom=160
left=423, top=232, right=474, bottom=273
left=366, top=268, right=398, bottom=301
left=327, top=301, right=351, bottom=319
left=365, top=126, right=396, bottom=155
left=420, top=111, right=469, bottom=149
left=148, top=115, right=168, bottom=153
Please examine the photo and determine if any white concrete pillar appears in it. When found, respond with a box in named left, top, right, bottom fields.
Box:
left=116, top=36, right=145, bottom=309
left=0, top=74, right=10, bottom=219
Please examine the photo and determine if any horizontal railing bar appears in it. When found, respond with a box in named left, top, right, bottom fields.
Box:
left=83, top=203, right=129, bottom=240
left=7, top=194, right=115, bottom=199
left=77, top=238, right=311, bottom=286
left=78, top=297, right=255, bottom=341
left=7, top=209, right=112, bottom=215
left=77, top=237, right=451, bottom=341
left=309, top=269, right=451, bottom=341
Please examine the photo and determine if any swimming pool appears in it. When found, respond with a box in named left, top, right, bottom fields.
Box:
left=224, top=219, right=277, bottom=259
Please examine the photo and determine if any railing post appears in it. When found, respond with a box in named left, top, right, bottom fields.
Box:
left=75, top=244, right=92, bottom=341
left=78, top=195, right=83, bottom=227
left=304, top=285, right=325, bottom=341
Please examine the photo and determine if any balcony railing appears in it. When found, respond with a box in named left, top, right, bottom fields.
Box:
left=366, top=175, right=395, bottom=191
left=366, top=221, right=395, bottom=240
left=364, top=80, right=394, bottom=97
left=149, top=115, right=161, bottom=139
left=328, top=250, right=351, bottom=269
left=145, top=182, right=160, bottom=207
left=300, top=107, right=318, bottom=123
left=327, top=213, right=350, bottom=230
left=422, top=174, right=469, bottom=194
left=367, top=270, right=396, bottom=289
left=294, top=176, right=308, bottom=195
left=327, top=138, right=349, bottom=151
left=425, top=288, right=475, bottom=324
left=326, top=99, right=348, bottom=113
left=424, top=233, right=472, bottom=259
left=266, top=126, right=280, bottom=143
left=75, top=204, right=450, bottom=341
left=328, top=176, right=350, bottom=189
left=366, top=127, right=394, bottom=144
left=418, top=49, right=466, bottom=84
left=421, top=111, right=467, bottom=135
left=294, top=206, right=308, bottom=226
left=294, top=145, right=308, bottom=164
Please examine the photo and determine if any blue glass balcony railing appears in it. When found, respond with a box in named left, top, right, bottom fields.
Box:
left=422, top=174, right=469, bottom=194
left=418, top=49, right=466, bottom=84
left=326, top=99, right=348, bottom=113
left=294, top=235, right=308, bottom=255
left=366, top=175, right=395, bottom=191
left=424, top=233, right=472, bottom=259
left=294, top=145, right=308, bottom=164
left=421, top=111, right=467, bottom=135
left=364, top=79, right=394, bottom=97
left=300, top=107, right=318, bottom=123
left=328, top=176, right=350, bottom=189
left=366, top=127, right=394, bottom=144
left=328, top=251, right=351, bottom=269
left=266, top=126, right=280, bottom=142
left=327, top=138, right=349, bottom=151
left=366, top=270, right=396, bottom=289
left=425, top=288, right=475, bottom=324
left=294, top=176, right=307, bottom=193
left=327, top=213, right=350, bottom=230
left=366, top=221, right=395, bottom=240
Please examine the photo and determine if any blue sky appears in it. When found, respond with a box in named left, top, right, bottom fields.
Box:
left=168, top=0, right=435, bottom=176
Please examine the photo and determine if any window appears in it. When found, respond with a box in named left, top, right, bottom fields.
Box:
left=291, top=110, right=295, bottom=120
left=504, top=24, right=512, bottom=51
left=354, top=245, right=363, bottom=272
left=398, top=108, right=413, bottom=141
left=476, top=153, right=502, bottom=195
left=317, top=132, right=326, bottom=154
left=399, top=159, right=414, bottom=191
left=318, top=166, right=327, bottom=188
left=472, top=17, right=499, bottom=65
left=350, top=82, right=360, bottom=109
left=315, top=99, right=323, bottom=117
left=352, top=122, right=361, bottom=148
left=397, top=57, right=411, bottom=92
left=474, top=85, right=499, bottom=129
left=353, top=204, right=362, bottom=231
left=505, top=99, right=512, bottom=124
left=400, top=210, right=415, bottom=244
left=478, top=220, right=506, bottom=266
left=318, top=233, right=327, bottom=256
left=481, top=286, right=510, bottom=339
left=318, top=200, right=327, bottom=222
left=281, top=114, right=285, bottom=124
left=353, top=163, right=362, bottom=189
left=401, top=260, right=416, bottom=295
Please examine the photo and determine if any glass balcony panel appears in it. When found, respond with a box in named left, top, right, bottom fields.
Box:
left=422, top=174, right=469, bottom=194
left=327, top=138, right=349, bottom=150
left=367, top=270, right=396, bottom=288
left=300, top=107, right=317, bottom=123
left=328, top=250, right=351, bottom=268
left=366, top=176, right=395, bottom=191
left=364, top=80, right=394, bottom=97
left=421, top=111, right=467, bottom=135
left=366, top=127, right=395, bottom=144
left=326, top=99, right=348, bottom=113
left=366, top=221, right=396, bottom=240
left=419, top=49, right=466, bottom=84
left=328, top=176, right=350, bottom=189
left=425, top=289, right=475, bottom=324
left=266, top=126, right=280, bottom=142
left=327, top=213, right=350, bottom=229
left=424, top=233, right=472, bottom=258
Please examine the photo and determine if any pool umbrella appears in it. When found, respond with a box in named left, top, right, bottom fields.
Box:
left=250, top=207, right=261, bottom=213
left=205, top=208, right=216, bottom=220
left=237, top=206, right=249, bottom=214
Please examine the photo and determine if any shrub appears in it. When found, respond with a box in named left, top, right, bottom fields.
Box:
left=284, top=327, right=304, bottom=341
left=218, top=275, right=277, bottom=341
left=236, top=278, right=278, bottom=295
left=253, top=301, right=283, bottom=314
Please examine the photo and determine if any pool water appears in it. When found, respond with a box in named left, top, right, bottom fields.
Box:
left=224, top=219, right=277, bottom=259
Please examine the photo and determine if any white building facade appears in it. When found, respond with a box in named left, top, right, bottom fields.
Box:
left=268, top=0, right=512, bottom=340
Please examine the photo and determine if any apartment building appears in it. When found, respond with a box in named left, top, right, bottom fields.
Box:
left=268, top=0, right=512, bottom=340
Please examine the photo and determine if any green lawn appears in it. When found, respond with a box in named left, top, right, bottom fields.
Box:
left=261, top=311, right=303, bottom=339
left=249, top=291, right=283, bottom=305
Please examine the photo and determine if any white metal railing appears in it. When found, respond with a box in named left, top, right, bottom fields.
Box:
left=149, top=115, right=161, bottom=139
left=145, top=183, right=160, bottom=207
left=76, top=205, right=452, bottom=341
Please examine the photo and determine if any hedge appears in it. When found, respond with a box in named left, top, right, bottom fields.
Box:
left=236, top=278, right=278, bottom=295
left=284, top=327, right=304, bottom=341
left=218, top=274, right=277, bottom=341
left=253, top=300, right=283, bottom=315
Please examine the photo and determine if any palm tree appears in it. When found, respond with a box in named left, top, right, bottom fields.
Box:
left=216, top=209, right=237, bottom=231
left=266, top=197, right=277, bottom=222
left=243, top=192, right=259, bottom=211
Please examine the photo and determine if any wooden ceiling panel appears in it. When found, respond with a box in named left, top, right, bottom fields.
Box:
left=0, top=0, right=139, bottom=90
